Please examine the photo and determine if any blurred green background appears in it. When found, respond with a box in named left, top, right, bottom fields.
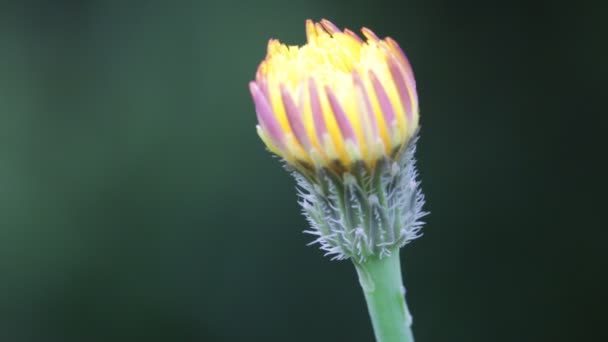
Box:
left=1, top=0, right=605, bottom=341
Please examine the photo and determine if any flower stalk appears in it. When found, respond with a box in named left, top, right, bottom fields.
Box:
left=354, top=250, right=414, bottom=342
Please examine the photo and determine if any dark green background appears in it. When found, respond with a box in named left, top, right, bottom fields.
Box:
left=1, top=0, right=605, bottom=341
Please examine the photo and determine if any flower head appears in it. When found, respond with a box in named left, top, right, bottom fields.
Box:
left=250, top=19, right=418, bottom=174
left=250, top=20, right=426, bottom=261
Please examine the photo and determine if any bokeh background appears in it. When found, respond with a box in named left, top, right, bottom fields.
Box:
left=1, top=0, right=606, bottom=341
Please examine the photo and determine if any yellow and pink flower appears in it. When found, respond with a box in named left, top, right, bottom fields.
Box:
left=250, top=19, right=419, bottom=173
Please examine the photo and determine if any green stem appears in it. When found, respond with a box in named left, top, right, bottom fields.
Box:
left=353, top=250, right=414, bottom=342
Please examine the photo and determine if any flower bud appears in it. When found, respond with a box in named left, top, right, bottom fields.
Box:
left=250, top=20, right=427, bottom=261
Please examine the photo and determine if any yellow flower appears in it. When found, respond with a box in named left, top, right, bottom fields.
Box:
left=250, top=19, right=419, bottom=173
